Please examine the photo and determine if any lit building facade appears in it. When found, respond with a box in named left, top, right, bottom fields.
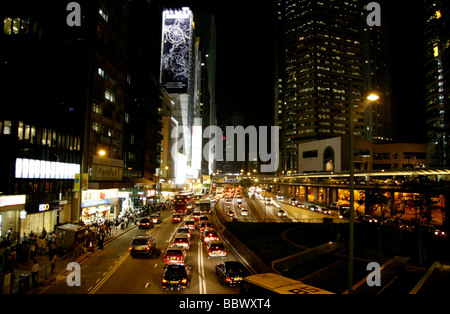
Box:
left=0, top=1, right=84, bottom=238
left=361, top=2, right=393, bottom=143
left=424, top=0, right=450, bottom=166
left=281, top=0, right=394, bottom=175
left=282, top=0, right=364, bottom=174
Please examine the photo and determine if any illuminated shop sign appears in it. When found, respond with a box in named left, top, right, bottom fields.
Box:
left=0, top=195, right=26, bottom=207
left=39, top=203, right=50, bottom=212
left=81, top=199, right=110, bottom=208
left=15, top=158, right=80, bottom=179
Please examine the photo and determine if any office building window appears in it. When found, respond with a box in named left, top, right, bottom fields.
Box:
left=105, top=88, right=115, bottom=103
left=93, top=103, right=102, bottom=114
left=99, top=6, right=109, bottom=22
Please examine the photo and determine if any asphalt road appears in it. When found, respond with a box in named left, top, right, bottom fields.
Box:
left=36, top=209, right=242, bottom=294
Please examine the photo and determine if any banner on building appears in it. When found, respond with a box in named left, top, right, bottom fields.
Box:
left=74, top=173, right=81, bottom=191
left=82, top=173, right=89, bottom=190
left=160, top=8, right=193, bottom=94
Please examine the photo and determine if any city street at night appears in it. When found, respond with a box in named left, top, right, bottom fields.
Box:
left=2, top=1, right=450, bottom=308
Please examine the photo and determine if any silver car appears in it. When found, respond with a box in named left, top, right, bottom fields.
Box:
left=129, top=235, right=156, bottom=256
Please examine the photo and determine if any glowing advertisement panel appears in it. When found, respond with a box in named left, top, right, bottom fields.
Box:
left=15, top=158, right=80, bottom=180
left=160, top=8, right=193, bottom=94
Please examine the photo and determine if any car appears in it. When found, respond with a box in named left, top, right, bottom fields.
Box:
left=137, top=217, right=153, bottom=229
left=199, top=215, right=209, bottom=223
left=171, top=214, right=183, bottom=223
left=129, top=235, right=156, bottom=256
left=192, top=211, right=201, bottom=220
left=207, top=241, right=227, bottom=258
left=362, top=215, right=378, bottom=223
left=173, top=234, right=190, bottom=250
left=215, top=261, right=249, bottom=287
left=427, top=225, right=448, bottom=238
left=318, top=207, right=332, bottom=215
left=184, top=219, right=196, bottom=230
left=226, top=210, right=235, bottom=218
left=202, top=230, right=220, bottom=244
left=150, top=214, right=161, bottom=224
left=177, top=226, right=192, bottom=240
left=277, top=209, right=286, bottom=217
left=161, top=264, right=191, bottom=290
left=380, top=218, right=400, bottom=228
left=330, top=202, right=341, bottom=210
left=163, top=244, right=186, bottom=265
left=199, top=221, right=213, bottom=233
left=241, top=209, right=249, bottom=216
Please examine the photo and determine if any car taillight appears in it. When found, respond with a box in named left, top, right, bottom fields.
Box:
left=162, top=279, right=168, bottom=283
left=225, top=277, right=232, bottom=282
left=146, top=246, right=150, bottom=250
left=128, top=247, right=132, bottom=251
left=181, top=279, right=187, bottom=284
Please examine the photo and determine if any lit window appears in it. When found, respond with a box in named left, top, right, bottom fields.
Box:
left=3, top=120, right=12, bottom=135
left=98, top=67, right=104, bottom=77
left=3, top=18, right=12, bottom=34
left=93, top=103, right=102, bottom=114
left=18, top=122, right=24, bottom=140
left=92, top=122, right=99, bottom=132
left=105, top=88, right=115, bottom=103
left=433, top=44, right=439, bottom=58
left=99, top=7, right=109, bottom=22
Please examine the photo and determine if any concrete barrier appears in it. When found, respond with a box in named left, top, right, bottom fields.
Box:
left=212, top=201, right=273, bottom=274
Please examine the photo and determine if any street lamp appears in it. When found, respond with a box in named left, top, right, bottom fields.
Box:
left=348, top=83, right=379, bottom=294
left=98, top=149, right=107, bottom=157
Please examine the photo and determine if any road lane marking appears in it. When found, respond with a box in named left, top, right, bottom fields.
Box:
left=89, top=252, right=130, bottom=294
left=197, top=240, right=207, bottom=294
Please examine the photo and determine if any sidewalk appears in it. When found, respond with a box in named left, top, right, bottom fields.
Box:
left=7, top=223, right=137, bottom=294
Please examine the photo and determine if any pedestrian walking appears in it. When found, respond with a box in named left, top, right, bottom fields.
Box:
left=29, top=241, right=36, bottom=260
left=31, top=258, right=40, bottom=287
left=98, top=231, right=104, bottom=250
left=50, top=254, right=57, bottom=273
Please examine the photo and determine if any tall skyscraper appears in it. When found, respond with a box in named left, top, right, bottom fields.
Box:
left=424, top=0, right=450, bottom=166
left=160, top=7, right=195, bottom=184
left=282, top=0, right=363, bottom=174
left=361, top=2, right=393, bottom=144
left=280, top=0, right=393, bottom=174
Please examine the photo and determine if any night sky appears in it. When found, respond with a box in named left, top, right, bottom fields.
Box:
left=164, top=0, right=426, bottom=141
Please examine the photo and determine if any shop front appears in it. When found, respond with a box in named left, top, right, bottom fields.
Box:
left=80, top=188, right=127, bottom=224
left=80, top=199, right=111, bottom=224
left=0, top=195, right=26, bottom=243
left=22, top=201, right=59, bottom=238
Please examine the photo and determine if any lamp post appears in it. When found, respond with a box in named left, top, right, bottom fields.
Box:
left=348, top=82, right=379, bottom=294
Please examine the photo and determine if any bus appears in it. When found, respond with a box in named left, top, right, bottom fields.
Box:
left=240, top=273, right=334, bottom=295
left=199, top=199, right=211, bottom=215
left=174, top=192, right=195, bottom=215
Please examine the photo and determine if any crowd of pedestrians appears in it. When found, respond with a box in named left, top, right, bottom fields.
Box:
left=0, top=201, right=173, bottom=291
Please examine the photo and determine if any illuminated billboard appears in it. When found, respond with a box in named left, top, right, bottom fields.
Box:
left=160, top=8, right=193, bottom=94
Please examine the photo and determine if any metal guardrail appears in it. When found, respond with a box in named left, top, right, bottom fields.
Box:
left=1, top=246, right=84, bottom=294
